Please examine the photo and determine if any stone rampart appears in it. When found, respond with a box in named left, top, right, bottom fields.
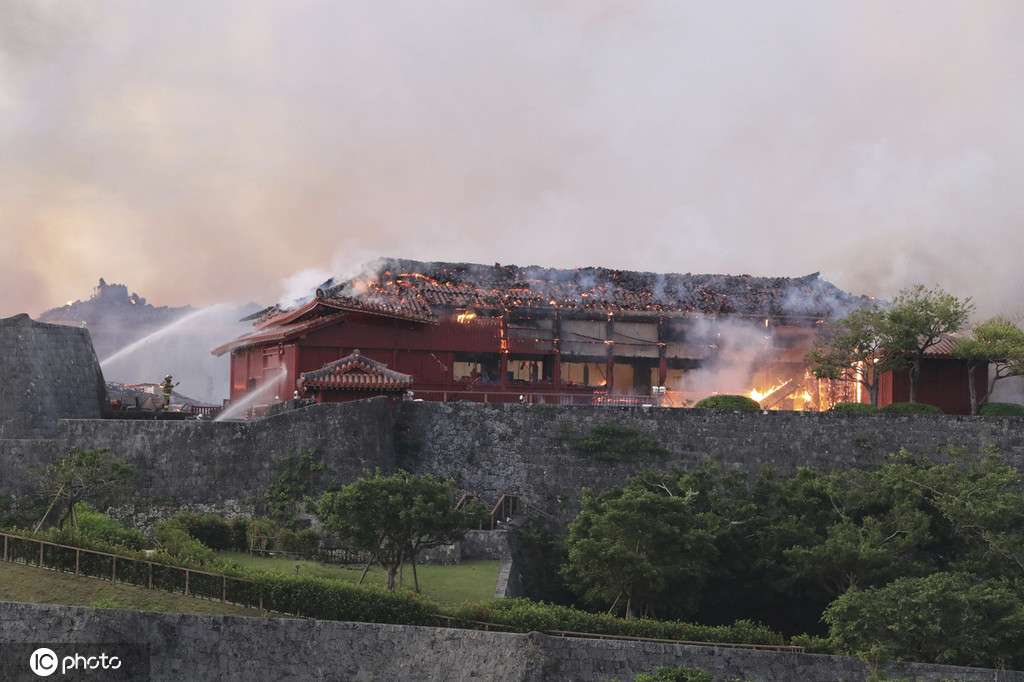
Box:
left=395, top=401, right=1024, bottom=517
left=0, top=315, right=109, bottom=439
left=0, top=601, right=1017, bottom=681
left=0, top=400, right=395, bottom=515
left=3, top=401, right=1024, bottom=520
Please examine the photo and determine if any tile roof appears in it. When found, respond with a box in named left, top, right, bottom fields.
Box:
left=297, top=350, right=413, bottom=393
left=212, top=259, right=873, bottom=355
left=318, top=259, right=871, bottom=318
left=922, top=335, right=963, bottom=358
left=212, top=293, right=436, bottom=355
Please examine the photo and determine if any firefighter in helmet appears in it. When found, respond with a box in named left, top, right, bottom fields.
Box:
left=161, top=374, right=179, bottom=411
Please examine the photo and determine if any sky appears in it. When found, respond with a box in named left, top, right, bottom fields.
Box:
left=2, top=0, right=1023, bottom=320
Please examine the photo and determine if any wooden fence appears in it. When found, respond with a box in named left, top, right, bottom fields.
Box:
left=1, top=531, right=269, bottom=611
left=0, top=531, right=803, bottom=653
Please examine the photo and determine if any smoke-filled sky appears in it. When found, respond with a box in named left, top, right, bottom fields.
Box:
left=3, top=1, right=1023, bottom=319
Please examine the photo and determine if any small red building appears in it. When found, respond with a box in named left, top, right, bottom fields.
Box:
left=876, top=337, right=988, bottom=415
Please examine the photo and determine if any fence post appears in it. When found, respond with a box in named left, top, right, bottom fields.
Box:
left=112, top=555, right=116, bottom=582
left=39, top=541, right=43, bottom=568
left=75, top=549, right=80, bottom=575
left=185, top=570, right=190, bottom=596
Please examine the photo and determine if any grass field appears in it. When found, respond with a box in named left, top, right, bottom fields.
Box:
left=0, top=553, right=500, bottom=617
left=217, top=551, right=500, bottom=605
left=0, top=561, right=271, bottom=618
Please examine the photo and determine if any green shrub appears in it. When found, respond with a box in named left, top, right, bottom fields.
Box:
left=552, top=422, right=667, bottom=462
left=979, top=402, right=1024, bottom=416
left=790, top=633, right=838, bottom=655
left=154, top=519, right=215, bottom=565
left=824, top=572, right=1024, bottom=669
left=633, top=667, right=754, bottom=682
left=175, top=513, right=237, bottom=550
left=246, top=518, right=276, bottom=552
left=75, top=503, right=147, bottom=551
left=299, top=529, right=321, bottom=555
left=450, top=599, right=783, bottom=646
left=878, top=402, right=944, bottom=415
left=276, top=528, right=297, bottom=552
left=634, top=666, right=714, bottom=682
left=828, top=402, right=879, bottom=413
left=0, top=493, right=48, bottom=530
left=693, top=394, right=761, bottom=411
left=230, top=518, right=250, bottom=551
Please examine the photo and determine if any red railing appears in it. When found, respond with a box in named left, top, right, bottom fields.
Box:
left=408, top=390, right=657, bottom=406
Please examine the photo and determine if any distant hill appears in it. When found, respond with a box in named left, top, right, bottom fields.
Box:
left=36, top=279, right=259, bottom=404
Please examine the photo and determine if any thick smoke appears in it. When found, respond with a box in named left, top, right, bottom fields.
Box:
left=3, top=2, right=1023, bottom=320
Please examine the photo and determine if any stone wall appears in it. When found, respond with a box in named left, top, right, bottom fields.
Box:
left=5, top=400, right=1024, bottom=521
left=0, top=315, right=109, bottom=439
left=0, top=399, right=396, bottom=516
left=394, top=401, right=1024, bottom=517
left=0, top=601, right=1017, bottom=681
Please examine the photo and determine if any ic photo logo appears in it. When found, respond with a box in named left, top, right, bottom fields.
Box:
left=29, top=647, right=122, bottom=677
left=29, top=648, right=57, bottom=677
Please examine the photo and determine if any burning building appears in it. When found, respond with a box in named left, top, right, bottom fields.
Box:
left=213, top=259, right=872, bottom=410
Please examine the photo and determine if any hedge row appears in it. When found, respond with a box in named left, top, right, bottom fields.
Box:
left=3, top=531, right=784, bottom=647
left=1, top=530, right=431, bottom=625
left=449, top=598, right=784, bottom=646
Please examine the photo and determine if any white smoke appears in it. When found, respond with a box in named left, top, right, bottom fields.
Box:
left=671, top=317, right=773, bottom=399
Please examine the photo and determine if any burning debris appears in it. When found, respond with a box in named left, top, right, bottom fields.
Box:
left=256, top=259, right=869, bottom=324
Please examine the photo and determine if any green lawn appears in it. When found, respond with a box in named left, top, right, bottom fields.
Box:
left=217, top=551, right=500, bottom=605
left=0, top=560, right=273, bottom=618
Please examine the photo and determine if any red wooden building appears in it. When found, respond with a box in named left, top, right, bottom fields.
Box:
left=212, top=260, right=870, bottom=409
left=876, top=337, right=988, bottom=415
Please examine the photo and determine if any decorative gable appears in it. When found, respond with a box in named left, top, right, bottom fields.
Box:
left=296, top=350, right=413, bottom=394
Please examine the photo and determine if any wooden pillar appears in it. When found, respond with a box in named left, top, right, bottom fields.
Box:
left=552, top=316, right=562, bottom=391
left=445, top=351, right=454, bottom=394
left=605, top=315, right=615, bottom=393
left=658, top=317, right=668, bottom=386
left=499, top=314, right=509, bottom=390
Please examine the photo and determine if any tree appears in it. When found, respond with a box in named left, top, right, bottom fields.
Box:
left=561, top=473, right=718, bottom=620
left=314, top=469, right=486, bottom=590
left=823, top=572, right=1024, bottom=669
left=32, top=446, right=136, bottom=531
left=952, top=316, right=1024, bottom=415
left=886, top=284, right=973, bottom=403
left=806, top=304, right=903, bottom=406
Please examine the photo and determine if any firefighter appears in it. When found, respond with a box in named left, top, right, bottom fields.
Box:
left=161, top=375, right=179, bottom=411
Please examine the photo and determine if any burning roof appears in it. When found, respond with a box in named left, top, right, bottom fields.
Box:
left=317, top=259, right=867, bottom=319
left=214, top=259, right=869, bottom=356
